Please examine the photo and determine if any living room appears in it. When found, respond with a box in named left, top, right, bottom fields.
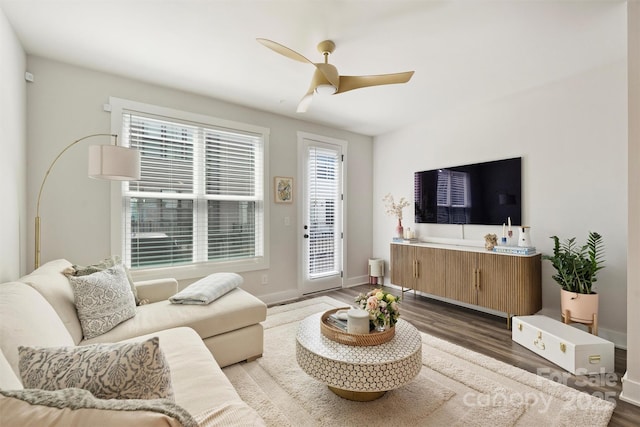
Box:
left=1, top=0, right=639, bottom=424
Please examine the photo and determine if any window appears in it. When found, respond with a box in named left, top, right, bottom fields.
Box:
left=111, top=99, right=268, bottom=276
left=436, top=169, right=471, bottom=224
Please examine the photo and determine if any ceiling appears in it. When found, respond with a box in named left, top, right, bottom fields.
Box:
left=0, top=0, right=626, bottom=136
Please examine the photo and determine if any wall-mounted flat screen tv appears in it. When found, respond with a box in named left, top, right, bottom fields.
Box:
left=414, top=157, right=521, bottom=225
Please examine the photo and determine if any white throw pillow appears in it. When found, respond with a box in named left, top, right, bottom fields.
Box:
left=69, top=263, right=136, bottom=339
left=18, top=337, right=174, bottom=400
left=169, top=272, right=243, bottom=305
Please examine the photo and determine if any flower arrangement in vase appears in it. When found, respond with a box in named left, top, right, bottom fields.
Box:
left=355, top=288, right=401, bottom=332
left=382, top=193, right=410, bottom=239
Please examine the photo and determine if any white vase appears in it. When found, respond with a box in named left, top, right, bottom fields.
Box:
left=518, top=226, right=531, bottom=247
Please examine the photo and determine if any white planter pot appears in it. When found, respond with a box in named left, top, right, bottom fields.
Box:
left=560, top=289, right=598, bottom=323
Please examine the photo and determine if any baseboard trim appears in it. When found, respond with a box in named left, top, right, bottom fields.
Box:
left=621, top=372, right=640, bottom=407
left=257, top=289, right=300, bottom=306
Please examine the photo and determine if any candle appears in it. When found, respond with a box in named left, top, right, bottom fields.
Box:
left=508, top=217, right=512, bottom=231
left=502, top=223, right=506, bottom=238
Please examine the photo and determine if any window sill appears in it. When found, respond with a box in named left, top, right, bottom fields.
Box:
left=129, top=257, right=268, bottom=282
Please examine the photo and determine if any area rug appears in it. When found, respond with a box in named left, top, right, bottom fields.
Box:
left=222, top=296, right=615, bottom=426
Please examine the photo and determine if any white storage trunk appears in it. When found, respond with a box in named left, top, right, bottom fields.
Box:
left=512, top=315, right=614, bottom=374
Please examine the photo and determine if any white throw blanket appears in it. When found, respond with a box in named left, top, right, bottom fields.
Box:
left=169, top=273, right=243, bottom=305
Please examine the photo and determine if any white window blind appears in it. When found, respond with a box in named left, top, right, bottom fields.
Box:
left=122, top=113, right=264, bottom=269
left=436, top=169, right=470, bottom=207
left=307, top=147, right=340, bottom=278
left=436, top=170, right=451, bottom=206
left=450, top=171, right=470, bottom=208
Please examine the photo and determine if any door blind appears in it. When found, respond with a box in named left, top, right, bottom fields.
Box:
left=307, top=146, right=340, bottom=278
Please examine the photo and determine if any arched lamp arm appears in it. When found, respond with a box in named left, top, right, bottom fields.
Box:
left=34, top=133, right=118, bottom=269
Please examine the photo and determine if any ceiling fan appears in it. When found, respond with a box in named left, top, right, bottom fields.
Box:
left=257, top=38, right=415, bottom=113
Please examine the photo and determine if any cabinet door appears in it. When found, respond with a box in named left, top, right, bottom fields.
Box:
left=390, top=244, right=415, bottom=289
left=476, top=253, right=543, bottom=315
left=414, top=246, right=446, bottom=296
left=444, top=250, right=477, bottom=304
left=476, top=252, right=514, bottom=312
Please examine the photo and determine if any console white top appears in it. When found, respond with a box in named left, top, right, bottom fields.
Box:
left=390, top=241, right=540, bottom=257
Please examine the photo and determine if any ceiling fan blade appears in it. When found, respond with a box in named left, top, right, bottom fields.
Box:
left=256, top=38, right=313, bottom=64
left=335, top=71, right=415, bottom=94
left=297, top=92, right=314, bottom=113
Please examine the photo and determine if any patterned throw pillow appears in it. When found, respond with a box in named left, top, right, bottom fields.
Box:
left=18, top=337, right=174, bottom=400
left=69, top=263, right=136, bottom=339
left=71, top=255, right=140, bottom=305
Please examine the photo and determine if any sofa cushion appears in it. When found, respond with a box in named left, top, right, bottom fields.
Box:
left=0, top=349, right=23, bottom=390
left=71, top=255, right=140, bottom=305
left=169, top=272, right=243, bottom=305
left=18, top=337, right=173, bottom=400
left=19, top=259, right=84, bottom=344
left=81, top=288, right=267, bottom=346
left=69, top=264, right=137, bottom=339
left=0, top=388, right=196, bottom=427
left=0, top=282, right=75, bottom=378
left=123, top=327, right=257, bottom=418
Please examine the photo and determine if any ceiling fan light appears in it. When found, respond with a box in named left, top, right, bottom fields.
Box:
left=315, top=84, right=337, bottom=95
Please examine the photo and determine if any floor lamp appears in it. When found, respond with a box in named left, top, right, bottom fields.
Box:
left=34, top=133, right=141, bottom=269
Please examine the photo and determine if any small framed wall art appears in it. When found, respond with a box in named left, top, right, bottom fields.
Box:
left=274, top=176, right=293, bottom=203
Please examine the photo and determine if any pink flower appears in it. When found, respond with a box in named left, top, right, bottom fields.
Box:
left=366, top=296, right=378, bottom=311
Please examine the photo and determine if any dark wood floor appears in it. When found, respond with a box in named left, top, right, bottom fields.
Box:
left=308, top=284, right=639, bottom=427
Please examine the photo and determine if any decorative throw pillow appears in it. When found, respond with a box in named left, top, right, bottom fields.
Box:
left=169, top=272, right=243, bottom=305
left=69, top=263, right=136, bottom=339
left=71, top=255, right=140, bottom=305
left=18, top=337, right=174, bottom=401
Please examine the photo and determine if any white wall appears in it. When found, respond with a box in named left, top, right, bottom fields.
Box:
left=24, top=56, right=373, bottom=301
left=0, top=7, right=27, bottom=281
left=621, top=0, right=640, bottom=408
left=374, top=60, right=628, bottom=346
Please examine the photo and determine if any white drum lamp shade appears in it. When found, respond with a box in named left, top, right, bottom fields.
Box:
left=368, top=259, right=385, bottom=277
left=88, top=145, right=141, bottom=181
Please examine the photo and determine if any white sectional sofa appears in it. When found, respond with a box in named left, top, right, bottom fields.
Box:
left=0, top=259, right=267, bottom=426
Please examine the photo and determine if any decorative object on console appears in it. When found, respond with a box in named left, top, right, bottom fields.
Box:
left=484, top=233, right=498, bottom=251
left=34, top=133, right=140, bottom=269
left=542, top=231, right=605, bottom=335
left=518, top=226, right=532, bottom=247
left=355, top=288, right=400, bottom=332
left=493, top=246, right=536, bottom=255
left=382, top=193, right=410, bottom=239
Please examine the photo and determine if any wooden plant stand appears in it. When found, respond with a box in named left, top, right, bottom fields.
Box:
left=562, top=310, right=598, bottom=335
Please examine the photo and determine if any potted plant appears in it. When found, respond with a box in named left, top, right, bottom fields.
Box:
left=542, top=231, right=605, bottom=326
